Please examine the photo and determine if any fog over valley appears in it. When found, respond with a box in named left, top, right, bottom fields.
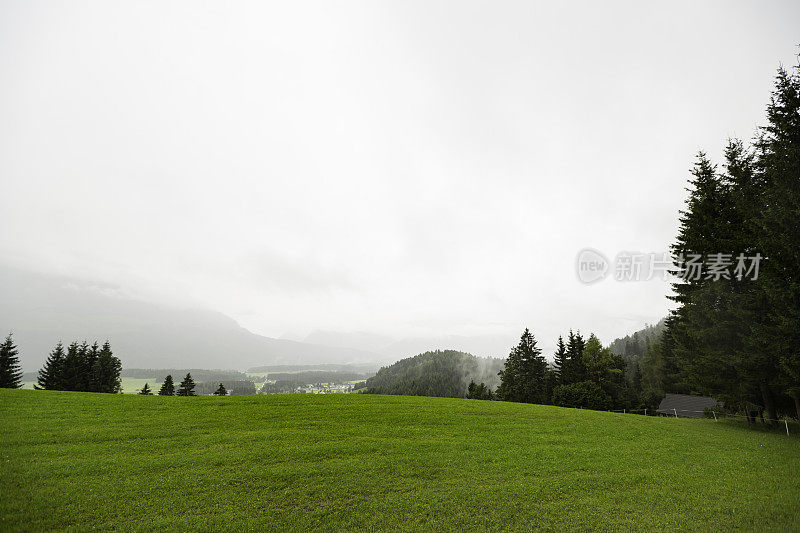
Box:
left=2, top=2, right=800, bottom=530
left=2, top=2, right=798, bottom=368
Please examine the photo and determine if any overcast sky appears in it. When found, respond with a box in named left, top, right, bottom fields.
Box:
left=1, top=1, right=798, bottom=357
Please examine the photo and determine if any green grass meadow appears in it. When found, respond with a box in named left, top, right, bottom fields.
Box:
left=1, top=389, right=799, bottom=531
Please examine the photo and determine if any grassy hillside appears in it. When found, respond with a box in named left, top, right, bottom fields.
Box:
left=1, top=389, right=799, bottom=531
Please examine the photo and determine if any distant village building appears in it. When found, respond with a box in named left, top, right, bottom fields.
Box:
left=657, top=393, right=719, bottom=418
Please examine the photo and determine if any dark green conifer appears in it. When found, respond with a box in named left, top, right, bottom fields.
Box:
left=496, top=328, right=548, bottom=403
left=751, top=66, right=800, bottom=420
left=79, top=341, right=102, bottom=392
left=563, top=331, right=587, bottom=384
left=0, top=333, right=23, bottom=389
left=158, top=374, right=175, bottom=396
left=176, top=373, right=196, bottom=396
left=36, top=342, right=66, bottom=390
left=553, top=336, right=567, bottom=383
left=61, top=342, right=84, bottom=392
left=92, top=341, right=122, bottom=393
left=158, top=375, right=175, bottom=396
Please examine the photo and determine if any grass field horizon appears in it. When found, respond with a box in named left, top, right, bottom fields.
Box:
left=2, top=389, right=799, bottom=531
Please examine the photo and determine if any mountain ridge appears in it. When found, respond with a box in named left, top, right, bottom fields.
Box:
left=0, top=266, right=386, bottom=370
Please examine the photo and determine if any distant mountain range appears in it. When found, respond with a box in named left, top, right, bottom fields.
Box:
left=2, top=265, right=658, bottom=374
left=0, top=266, right=388, bottom=371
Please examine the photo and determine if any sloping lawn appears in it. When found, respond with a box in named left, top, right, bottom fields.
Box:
left=1, top=389, right=798, bottom=531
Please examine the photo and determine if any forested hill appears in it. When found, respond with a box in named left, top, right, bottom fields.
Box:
left=608, top=319, right=667, bottom=363
left=364, top=350, right=505, bottom=398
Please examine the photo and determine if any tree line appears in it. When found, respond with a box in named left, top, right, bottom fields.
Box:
left=139, top=375, right=249, bottom=396
left=635, top=64, right=800, bottom=422
left=0, top=333, right=123, bottom=394
left=470, top=328, right=637, bottom=411
left=474, top=64, right=800, bottom=420
left=32, top=339, right=123, bottom=393
left=122, top=368, right=249, bottom=382
left=138, top=373, right=200, bottom=396
left=0, top=336, right=237, bottom=397
left=194, top=380, right=255, bottom=395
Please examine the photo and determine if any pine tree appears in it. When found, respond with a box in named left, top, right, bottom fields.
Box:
left=176, top=373, right=196, bottom=396
left=751, top=65, right=800, bottom=420
left=60, top=342, right=84, bottom=392
left=553, top=336, right=567, bottom=383
left=667, top=153, right=744, bottom=405
left=92, top=341, right=122, bottom=393
left=83, top=342, right=99, bottom=392
left=572, top=332, right=586, bottom=380
left=158, top=375, right=175, bottom=396
left=666, top=139, right=789, bottom=419
left=651, top=61, right=800, bottom=420
left=36, top=342, right=67, bottom=390
left=496, top=328, right=549, bottom=403
left=213, top=382, right=227, bottom=396
left=563, top=331, right=587, bottom=384
left=718, top=140, right=779, bottom=418
left=139, top=383, right=153, bottom=395
left=0, top=333, right=23, bottom=389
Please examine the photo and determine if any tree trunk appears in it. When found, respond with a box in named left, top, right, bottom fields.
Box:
left=760, top=383, right=777, bottom=425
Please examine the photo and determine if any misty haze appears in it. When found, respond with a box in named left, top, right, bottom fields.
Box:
left=1, top=1, right=799, bottom=531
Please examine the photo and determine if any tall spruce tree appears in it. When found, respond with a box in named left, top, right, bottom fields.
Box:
left=92, top=341, right=122, bottom=393
left=80, top=342, right=99, bottom=392
left=719, top=140, right=779, bottom=419
left=664, top=65, right=800, bottom=421
left=752, top=65, right=800, bottom=420
left=36, top=342, right=66, bottom=390
left=176, top=373, right=196, bottom=396
left=668, top=153, right=746, bottom=406
left=496, top=328, right=548, bottom=403
left=61, top=342, right=85, bottom=392
left=158, top=375, right=175, bottom=396
left=562, top=331, right=576, bottom=384
left=0, top=333, right=23, bottom=389
left=553, top=336, right=567, bottom=383
left=562, top=331, right=587, bottom=384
